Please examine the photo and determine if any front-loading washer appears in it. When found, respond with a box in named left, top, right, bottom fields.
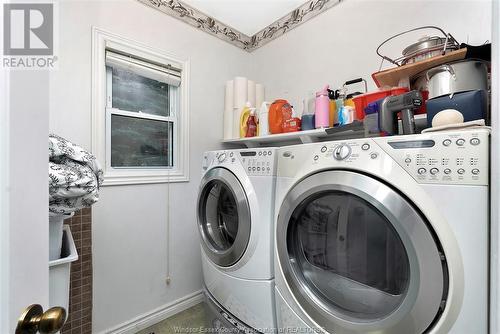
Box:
left=197, top=148, right=278, bottom=332
left=274, top=129, right=489, bottom=334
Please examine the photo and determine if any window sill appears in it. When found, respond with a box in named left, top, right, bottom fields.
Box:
left=102, top=170, right=189, bottom=186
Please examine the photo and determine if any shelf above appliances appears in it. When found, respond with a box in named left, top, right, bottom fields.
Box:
left=223, top=122, right=366, bottom=148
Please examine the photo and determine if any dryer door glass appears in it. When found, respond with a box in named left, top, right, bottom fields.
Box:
left=288, top=191, right=409, bottom=319
left=203, top=180, right=239, bottom=250
left=198, top=168, right=251, bottom=267
left=276, top=171, right=446, bottom=334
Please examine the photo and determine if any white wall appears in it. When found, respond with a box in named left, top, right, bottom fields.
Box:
left=252, top=0, right=492, bottom=113
left=49, top=0, right=251, bottom=332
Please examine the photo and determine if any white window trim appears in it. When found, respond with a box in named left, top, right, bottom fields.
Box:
left=91, top=27, right=190, bottom=186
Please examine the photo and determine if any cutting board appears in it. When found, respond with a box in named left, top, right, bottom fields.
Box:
left=372, top=48, right=467, bottom=88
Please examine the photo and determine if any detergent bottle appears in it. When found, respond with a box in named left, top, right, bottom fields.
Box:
left=245, top=108, right=258, bottom=137
left=239, top=102, right=251, bottom=138
left=328, top=88, right=338, bottom=127
left=257, top=102, right=270, bottom=137
left=335, top=88, right=346, bottom=126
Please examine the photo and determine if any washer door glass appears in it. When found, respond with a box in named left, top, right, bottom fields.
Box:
left=277, top=171, right=446, bottom=334
left=198, top=168, right=251, bottom=267
left=288, top=191, right=409, bottom=319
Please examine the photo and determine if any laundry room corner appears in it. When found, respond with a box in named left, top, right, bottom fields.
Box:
left=2, top=1, right=499, bottom=334
left=47, top=0, right=252, bottom=332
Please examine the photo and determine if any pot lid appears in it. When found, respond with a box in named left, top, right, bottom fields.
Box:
left=402, top=35, right=457, bottom=57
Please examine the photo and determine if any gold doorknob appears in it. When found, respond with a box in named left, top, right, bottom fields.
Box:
left=15, top=304, right=67, bottom=334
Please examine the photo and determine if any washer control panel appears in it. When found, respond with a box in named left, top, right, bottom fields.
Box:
left=312, top=140, right=372, bottom=164
left=304, top=129, right=489, bottom=185
left=210, top=149, right=277, bottom=176
left=376, top=130, right=489, bottom=185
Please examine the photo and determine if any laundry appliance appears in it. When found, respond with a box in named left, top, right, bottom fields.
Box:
left=274, top=129, right=489, bottom=334
left=197, top=148, right=278, bottom=332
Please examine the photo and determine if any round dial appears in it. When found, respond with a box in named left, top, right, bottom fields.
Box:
left=333, top=144, right=351, bottom=161
left=218, top=153, right=227, bottom=163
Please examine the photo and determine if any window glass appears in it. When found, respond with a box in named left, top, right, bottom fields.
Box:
left=202, top=180, right=239, bottom=251
left=110, top=114, right=172, bottom=167
left=288, top=191, right=410, bottom=319
left=109, top=66, right=170, bottom=117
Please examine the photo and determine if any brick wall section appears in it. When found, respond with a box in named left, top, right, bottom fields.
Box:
left=61, top=207, right=92, bottom=334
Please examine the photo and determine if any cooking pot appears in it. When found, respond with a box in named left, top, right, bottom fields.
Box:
left=402, top=34, right=459, bottom=65
left=425, top=59, right=488, bottom=99
left=376, top=26, right=460, bottom=67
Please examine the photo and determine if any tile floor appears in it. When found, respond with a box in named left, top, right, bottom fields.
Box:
left=137, top=303, right=206, bottom=334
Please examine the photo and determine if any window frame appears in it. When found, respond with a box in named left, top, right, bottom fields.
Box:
left=92, top=27, right=190, bottom=185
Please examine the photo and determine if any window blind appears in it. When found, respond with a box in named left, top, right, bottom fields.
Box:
left=105, top=50, right=182, bottom=87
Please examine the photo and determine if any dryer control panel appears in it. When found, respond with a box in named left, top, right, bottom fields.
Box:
left=375, top=129, right=489, bottom=185
left=237, top=149, right=277, bottom=176
left=204, top=149, right=277, bottom=176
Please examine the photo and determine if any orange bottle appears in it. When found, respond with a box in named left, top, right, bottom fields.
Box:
left=269, top=99, right=292, bottom=134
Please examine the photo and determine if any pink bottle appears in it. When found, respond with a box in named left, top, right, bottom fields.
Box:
left=315, top=85, right=330, bottom=128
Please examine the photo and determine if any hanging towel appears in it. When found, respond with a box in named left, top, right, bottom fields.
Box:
left=49, top=134, right=103, bottom=216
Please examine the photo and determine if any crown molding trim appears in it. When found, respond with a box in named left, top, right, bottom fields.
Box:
left=137, top=0, right=341, bottom=52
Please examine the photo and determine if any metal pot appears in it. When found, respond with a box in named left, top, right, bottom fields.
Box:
left=376, top=26, right=460, bottom=67
left=402, top=35, right=459, bottom=65
left=425, top=60, right=488, bottom=99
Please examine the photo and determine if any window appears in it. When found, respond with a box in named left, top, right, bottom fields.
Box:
left=92, top=28, right=189, bottom=185
left=106, top=50, right=180, bottom=169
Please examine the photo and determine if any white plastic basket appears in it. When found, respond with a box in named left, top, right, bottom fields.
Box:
left=49, top=213, right=73, bottom=261
left=49, top=225, right=78, bottom=313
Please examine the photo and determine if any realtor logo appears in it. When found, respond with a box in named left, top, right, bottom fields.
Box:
left=3, top=3, right=53, bottom=56
left=2, top=2, right=57, bottom=68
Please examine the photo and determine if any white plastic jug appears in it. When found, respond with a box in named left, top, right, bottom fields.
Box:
left=257, top=102, right=271, bottom=136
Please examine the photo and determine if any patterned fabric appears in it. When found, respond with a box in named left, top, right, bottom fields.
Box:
left=49, top=134, right=103, bottom=216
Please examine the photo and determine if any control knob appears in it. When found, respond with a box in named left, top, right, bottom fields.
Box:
left=333, top=144, right=351, bottom=161
left=218, top=153, right=227, bottom=163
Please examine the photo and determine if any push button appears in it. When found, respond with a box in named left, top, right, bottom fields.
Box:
left=456, top=138, right=465, bottom=146
left=444, top=168, right=451, bottom=175
left=472, top=169, right=480, bottom=175
left=470, top=138, right=480, bottom=146
left=442, top=139, right=452, bottom=146
left=361, top=143, right=370, bottom=151
left=430, top=168, right=439, bottom=175
left=457, top=168, right=465, bottom=175
left=404, top=158, right=412, bottom=164
left=417, top=168, right=427, bottom=175
left=321, top=146, right=327, bottom=153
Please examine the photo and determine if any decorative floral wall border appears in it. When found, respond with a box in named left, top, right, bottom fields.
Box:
left=137, top=0, right=341, bottom=52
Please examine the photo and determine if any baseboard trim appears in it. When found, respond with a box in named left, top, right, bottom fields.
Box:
left=98, top=290, right=204, bottom=334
